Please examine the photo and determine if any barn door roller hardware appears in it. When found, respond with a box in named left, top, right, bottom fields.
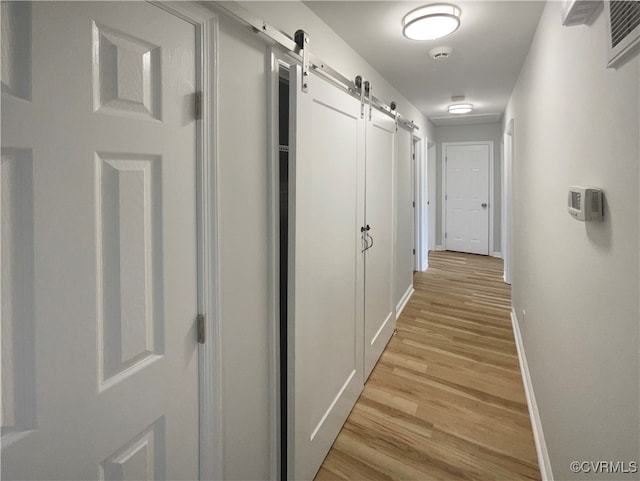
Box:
left=212, top=1, right=420, bottom=130
left=294, top=29, right=310, bottom=93
left=390, top=101, right=399, bottom=131
left=364, top=81, right=372, bottom=120
left=355, top=75, right=365, bottom=119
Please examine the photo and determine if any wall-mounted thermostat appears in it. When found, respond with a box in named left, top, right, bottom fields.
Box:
left=568, top=186, right=603, bottom=221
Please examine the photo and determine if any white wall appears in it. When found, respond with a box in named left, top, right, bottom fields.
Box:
left=505, top=2, right=639, bottom=479
left=435, top=122, right=503, bottom=252
left=213, top=2, right=433, bottom=479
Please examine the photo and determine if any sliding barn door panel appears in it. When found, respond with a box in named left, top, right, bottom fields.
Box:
left=288, top=67, right=365, bottom=481
left=363, top=108, right=396, bottom=381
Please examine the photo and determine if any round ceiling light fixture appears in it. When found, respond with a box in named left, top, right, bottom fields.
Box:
left=402, top=4, right=462, bottom=41
left=448, top=103, right=473, bottom=114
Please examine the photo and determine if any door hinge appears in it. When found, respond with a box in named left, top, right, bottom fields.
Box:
left=195, top=91, right=203, bottom=120
left=197, top=314, right=206, bottom=344
left=412, top=201, right=415, bottom=207
left=412, top=248, right=415, bottom=255
left=445, top=232, right=448, bottom=239
left=445, top=194, right=448, bottom=200
left=412, top=154, right=416, bottom=160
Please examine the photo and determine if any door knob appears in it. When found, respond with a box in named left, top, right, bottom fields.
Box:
left=481, top=203, right=487, bottom=208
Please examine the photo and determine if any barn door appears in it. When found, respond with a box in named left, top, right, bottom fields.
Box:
left=363, top=107, right=396, bottom=380
left=287, top=66, right=365, bottom=480
left=1, top=3, right=200, bottom=479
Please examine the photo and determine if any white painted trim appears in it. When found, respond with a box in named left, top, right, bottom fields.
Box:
left=511, top=309, right=554, bottom=481
left=412, top=133, right=429, bottom=272
left=427, top=142, right=437, bottom=252
left=441, top=141, right=495, bottom=255
left=167, top=4, right=220, bottom=481
left=412, top=136, right=419, bottom=271
left=491, top=252, right=502, bottom=258
left=435, top=245, right=444, bottom=251
left=395, top=286, right=415, bottom=320
left=151, top=4, right=223, bottom=481
left=503, top=120, right=514, bottom=285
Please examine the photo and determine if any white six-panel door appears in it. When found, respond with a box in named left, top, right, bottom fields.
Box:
left=288, top=66, right=365, bottom=481
left=1, top=3, right=199, bottom=479
left=363, top=107, right=396, bottom=381
left=445, top=144, right=490, bottom=255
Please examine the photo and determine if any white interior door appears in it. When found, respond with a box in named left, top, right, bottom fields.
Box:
left=445, top=144, right=490, bottom=255
left=1, top=3, right=199, bottom=479
left=364, top=107, right=396, bottom=380
left=288, top=67, right=365, bottom=481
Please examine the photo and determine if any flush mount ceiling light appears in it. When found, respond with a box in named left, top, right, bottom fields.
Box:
left=402, top=4, right=461, bottom=41
left=448, top=103, right=473, bottom=114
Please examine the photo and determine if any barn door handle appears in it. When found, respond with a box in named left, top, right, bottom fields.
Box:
left=361, top=226, right=370, bottom=252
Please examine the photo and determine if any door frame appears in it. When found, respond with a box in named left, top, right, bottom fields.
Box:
left=441, top=141, right=495, bottom=255
left=427, top=140, right=437, bottom=253
left=503, top=120, right=514, bottom=284
left=412, top=134, right=428, bottom=271
left=151, top=3, right=222, bottom=480
left=267, top=46, right=298, bottom=481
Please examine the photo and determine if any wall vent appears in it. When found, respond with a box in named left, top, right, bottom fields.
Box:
left=562, top=0, right=603, bottom=26
left=606, top=0, right=640, bottom=68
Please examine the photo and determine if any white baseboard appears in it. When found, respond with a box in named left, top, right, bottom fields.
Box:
left=435, top=245, right=444, bottom=251
left=396, top=286, right=415, bottom=320
left=511, top=309, right=554, bottom=481
left=491, top=251, right=502, bottom=258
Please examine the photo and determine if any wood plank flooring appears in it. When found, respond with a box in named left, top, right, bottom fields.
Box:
left=314, top=251, right=541, bottom=481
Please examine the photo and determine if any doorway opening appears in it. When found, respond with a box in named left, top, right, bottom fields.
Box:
left=278, top=67, right=290, bottom=481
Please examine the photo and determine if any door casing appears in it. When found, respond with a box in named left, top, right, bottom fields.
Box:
left=503, top=120, right=514, bottom=284
left=152, top=3, right=222, bottom=480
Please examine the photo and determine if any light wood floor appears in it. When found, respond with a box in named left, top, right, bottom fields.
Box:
left=314, top=251, right=541, bottom=481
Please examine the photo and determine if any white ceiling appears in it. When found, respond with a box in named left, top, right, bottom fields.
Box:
left=304, top=1, right=545, bottom=124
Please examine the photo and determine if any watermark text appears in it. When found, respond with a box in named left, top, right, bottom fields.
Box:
left=570, top=461, right=638, bottom=474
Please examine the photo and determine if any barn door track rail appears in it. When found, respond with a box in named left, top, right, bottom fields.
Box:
left=212, top=1, right=419, bottom=131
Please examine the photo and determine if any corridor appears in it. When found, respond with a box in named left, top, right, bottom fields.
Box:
left=315, top=252, right=540, bottom=481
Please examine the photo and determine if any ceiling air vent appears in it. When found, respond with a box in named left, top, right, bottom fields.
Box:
left=606, top=0, right=640, bottom=68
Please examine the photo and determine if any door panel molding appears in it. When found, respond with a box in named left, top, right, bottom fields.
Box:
left=441, top=141, right=495, bottom=255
